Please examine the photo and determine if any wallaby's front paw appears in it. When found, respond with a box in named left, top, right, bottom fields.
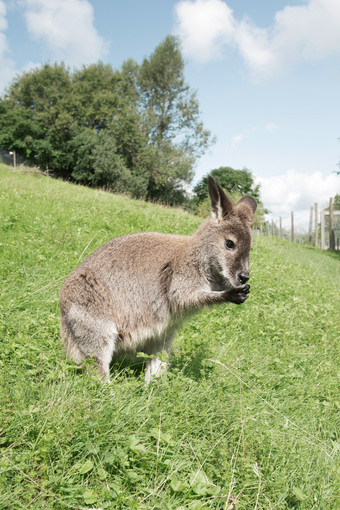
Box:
left=226, top=284, right=250, bottom=305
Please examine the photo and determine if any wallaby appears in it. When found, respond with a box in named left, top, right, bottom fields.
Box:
left=59, top=176, right=257, bottom=383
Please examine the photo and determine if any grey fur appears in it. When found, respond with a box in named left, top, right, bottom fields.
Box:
left=59, top=176, right=257, bottom=383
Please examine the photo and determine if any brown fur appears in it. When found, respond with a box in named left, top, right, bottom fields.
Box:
left=59, top=176, right=257, bottom=382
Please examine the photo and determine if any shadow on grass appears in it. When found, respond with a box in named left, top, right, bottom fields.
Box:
left=326, top=248, right=340, bottom=261
left=170, top=341, right=214, bottom=381
left=106, top=341, right=214, bottom=382
left=110, top=356, right=146, bottom=380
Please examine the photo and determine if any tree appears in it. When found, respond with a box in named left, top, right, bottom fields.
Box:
left=138, top=35, right=214, bottom=200
left=192, top=166, right=266, bottom=228
left=71, top=62, right=122, bottom=131
left=92, top=130, right=149, bottom=198
left=194, top=167, right=261, bottom=202
left=0, top=63, right=74, bottom=173
left=0, top=104, right=42, bottom=160
left=0, top=37, right=214, bottom=204
left=69, top=129, right=97, bottom=183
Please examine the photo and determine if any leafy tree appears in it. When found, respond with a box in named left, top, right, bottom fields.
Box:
left=139, top=36, right=192, bottom=142
left=91, top=131, right=131, bottom=190
left=0, top=105, right=42, bottom=160
left=138, top=140, right=194, bottom=204
left=71, top=62, right=123, bottom=131
left=0, top=63, right=74, bottom=172
left=0, top=37, right=214, bottom=204
left=192, top=166, right=266, bottom=228
left=69, top=129, right=97, bottom=183
left=193, top=166, right=261, bottom=203
left=138, top=35, right=214, bottom=199
left=333, top=194, right=340, bottom=209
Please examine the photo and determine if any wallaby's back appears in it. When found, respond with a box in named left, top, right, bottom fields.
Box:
left=61, top=232, right=192, bottom=337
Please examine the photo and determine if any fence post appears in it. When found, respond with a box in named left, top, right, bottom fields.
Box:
left=279, top=217, right=282, bottom=238
left=320, top=210, right=325, bottom=250
left=291, top=211, right=294, bottom=242
left=308, top=206, right=313, bottom=243
left=329, top=197, right=335, bottom=251
left=314, top=203, right=318, bottom=248
left=271, top=219, right=274, bottom=236
left=13, top=151, right=16, bottom=168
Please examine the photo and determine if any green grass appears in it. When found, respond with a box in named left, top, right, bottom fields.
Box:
left=0, top=164, right=339, bottom=509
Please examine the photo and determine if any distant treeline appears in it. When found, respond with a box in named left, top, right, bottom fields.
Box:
left=0, top=36, right=213, bottom=205
left=0, top=34, right=264, bottom=222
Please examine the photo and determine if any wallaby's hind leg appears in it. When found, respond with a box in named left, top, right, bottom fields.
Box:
left=61, top=315, right=87, bottom=364
left=61, top=310, right=117, bottom=381
left=61, top=308, right=117, bottom=381
left=60, top=270, right=118, bottom=382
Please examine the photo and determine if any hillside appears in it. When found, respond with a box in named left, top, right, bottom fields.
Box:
left=0, top=164, right=339, bottom=509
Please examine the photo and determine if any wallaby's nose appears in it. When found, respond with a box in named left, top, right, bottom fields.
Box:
left=239, top=273, right=249, bottom=284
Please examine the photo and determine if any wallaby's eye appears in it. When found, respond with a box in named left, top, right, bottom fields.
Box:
left=225, top=239, right=235, bottom=250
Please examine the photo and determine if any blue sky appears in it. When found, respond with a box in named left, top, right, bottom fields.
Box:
left=1, top=0, right=339, bottom=228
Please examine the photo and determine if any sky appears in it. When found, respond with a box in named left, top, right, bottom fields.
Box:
left=1, top=0, right=340, bottom=229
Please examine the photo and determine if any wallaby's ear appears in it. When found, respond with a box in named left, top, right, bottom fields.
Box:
left=236, top=196, right=257, bottom=223
left=208, top=176, right=234, bottom=222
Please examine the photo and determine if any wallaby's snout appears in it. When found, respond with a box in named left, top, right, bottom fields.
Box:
left=239, top=272, right=250, bottom=285
left=60, top=175, right=257, bottom=383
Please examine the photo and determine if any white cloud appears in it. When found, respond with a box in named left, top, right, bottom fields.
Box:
left=234, top=18, right=277, bottom=77
left=174, top=0, right=340, bottom=77
left=255, top=169, right=340, bottom=228
left=0, top=1, right=16, bottom=94
left=22, top=0, right=108, bottom=67
left=229, top=126, right=256, bottom=149
left=231, top=133, right=244, bottom=146
left=265, top=122, right=278, bottom=132
left=273, top=0, right=340, bottom=62
left=174, top=0, right=235, bottom=62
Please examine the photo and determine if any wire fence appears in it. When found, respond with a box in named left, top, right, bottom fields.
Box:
left=254, top=198, right=340, bottom=251
left=0, top=148, right=37, bottom=169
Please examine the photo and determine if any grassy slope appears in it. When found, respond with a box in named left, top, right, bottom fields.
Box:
left=0, top=165, right=339, bottom=509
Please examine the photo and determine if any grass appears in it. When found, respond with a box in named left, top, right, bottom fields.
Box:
left=0, top=163, right=339, bottom=509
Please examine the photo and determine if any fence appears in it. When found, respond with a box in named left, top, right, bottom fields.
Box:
left=0, top=149, right=36, bottom=169
left=255, top=197, right=340, bottom=251
left=0, top=149, right=16, bottom=167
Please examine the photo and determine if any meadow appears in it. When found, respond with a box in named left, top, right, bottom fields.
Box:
left=0, top=164, right=339, bottom=509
